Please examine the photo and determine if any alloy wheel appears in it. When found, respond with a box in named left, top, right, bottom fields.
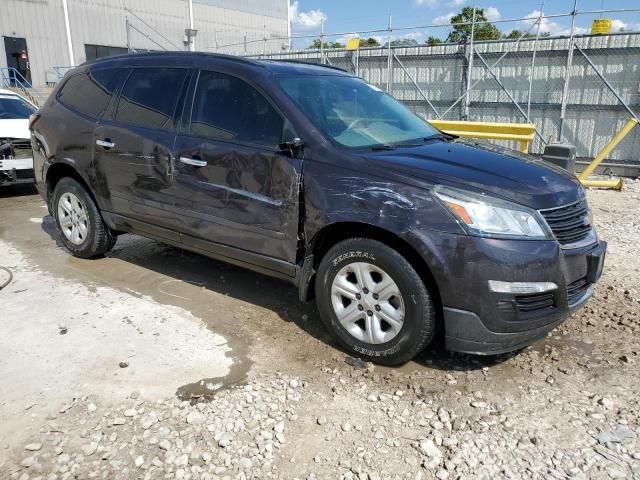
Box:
left=57, top=192, right=89, bottom=245
left=330, top=261, right=405, bottom=344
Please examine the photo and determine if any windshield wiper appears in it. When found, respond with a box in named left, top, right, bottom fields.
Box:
left=423, top=132, right=455, bottom=142
left=370, top=144, right=396, bottom=151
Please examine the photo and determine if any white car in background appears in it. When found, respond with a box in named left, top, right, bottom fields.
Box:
left=0, top=88, right=37, bottom=186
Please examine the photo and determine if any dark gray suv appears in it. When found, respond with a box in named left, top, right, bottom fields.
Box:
left=31, top=52, right=606, bottom=365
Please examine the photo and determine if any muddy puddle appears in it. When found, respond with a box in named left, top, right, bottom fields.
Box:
left=0, top=199, right=266, bottom=400
left=532, top=335, right=596, bottom=357
left=176, top=352, right=251, bottom=403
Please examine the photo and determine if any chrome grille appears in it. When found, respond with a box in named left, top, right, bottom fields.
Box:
left=539, top=199, right=592, bottom=246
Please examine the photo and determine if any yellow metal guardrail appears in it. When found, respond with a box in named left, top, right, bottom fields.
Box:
left=428, top=118, right=636, bottom=191
left=578, top=117, right=638, bottom=191
left=429, top=120, right=536, bottom=153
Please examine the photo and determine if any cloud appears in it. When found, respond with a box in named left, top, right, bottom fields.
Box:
left=521, top=10, right=587, bottom=36
left=485, top=6, right=501, bottom=22
left=433, top=12, right=455, bottom=26
left=334, top=32, right=359, bottom=46
left=415, top=0, right=437, bottom=7
left=610, top=19, right=640, bottom=32
left=289, top=1, right=327, bottom=29
left=449, top=0, right=465, bottom=5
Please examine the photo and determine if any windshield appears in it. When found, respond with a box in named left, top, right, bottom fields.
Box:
left=276, top=75, right=438, bottom=148
left=0, top=94, right=36, bottom=119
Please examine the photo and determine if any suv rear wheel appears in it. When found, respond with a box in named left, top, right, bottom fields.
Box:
left=53, top=177, right=115, bottom=258
left=315, top=238, right=436, bottom=365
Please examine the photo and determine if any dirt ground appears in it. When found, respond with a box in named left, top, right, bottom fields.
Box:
left=0, top=180, right=639, bottom=480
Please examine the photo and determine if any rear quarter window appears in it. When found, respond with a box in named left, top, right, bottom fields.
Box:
left=57, top=69, right=120, bottom=118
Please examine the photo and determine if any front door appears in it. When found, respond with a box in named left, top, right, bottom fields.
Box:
left=93, top=67, right=190, bottom=234
left=172, top=69, right=302, bottom=266
left=3, top=36, right=31, bottom=84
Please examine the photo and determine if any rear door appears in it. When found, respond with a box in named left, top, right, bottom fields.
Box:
left=46, top=67, right=123, bottom=199
left=172, top=69, right=302, bottom=267
left=93, top=67, right=190, bottom=234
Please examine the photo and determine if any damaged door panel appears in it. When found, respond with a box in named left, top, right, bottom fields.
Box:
left=172, top=69, right=302, bottom=265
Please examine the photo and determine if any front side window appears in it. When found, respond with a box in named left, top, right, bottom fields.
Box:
left=0, top=94, right=36, bottom=119
left=115, top=68, right=187, bottom=130
left=58, top=69, right=119, bottom=118
left=276, top=75, right=439, bottom=148
left=190, top=70, right=284, bottom=148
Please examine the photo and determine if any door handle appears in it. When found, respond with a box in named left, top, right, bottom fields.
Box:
left=96, top=139, right=115, bottom=149
left=179, top=156, right=207, bottom=167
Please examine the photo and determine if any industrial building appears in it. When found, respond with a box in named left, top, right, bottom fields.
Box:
left=1, top=0, right=289, bottom=88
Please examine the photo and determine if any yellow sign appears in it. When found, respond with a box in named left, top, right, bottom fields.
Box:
left=591, top=19, right=612, bottom=35
left=346, top=38, right=360, bottom=51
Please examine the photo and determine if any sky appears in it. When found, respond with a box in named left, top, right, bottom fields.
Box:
left=288, top=0, right=640, bottom=48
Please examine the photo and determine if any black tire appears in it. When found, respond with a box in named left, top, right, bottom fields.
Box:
left=315, top=238, right=436, bottom=365
left=52, top=177, right=115, bottom=258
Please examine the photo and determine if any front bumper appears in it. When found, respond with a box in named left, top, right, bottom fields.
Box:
left=443, top=285, right=592, bottom=355
left=408, top=228, right=606, bottom=355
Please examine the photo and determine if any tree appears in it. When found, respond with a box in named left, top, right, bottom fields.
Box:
left=503, top=29, right=551, bottom=39
left=426, top=36, right=442, bottom=46
left=307, top=39, right=344, bottom=49
left=447, top=7, right=502, bottom=43
left=359, top=37, right=380, bottom=47
left=386, top=38, right=420, bottom=47
left=504, top=29, right=523, bottom=39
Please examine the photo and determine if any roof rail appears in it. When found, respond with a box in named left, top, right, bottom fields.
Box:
left=81, top=51, right=263, bottom=68
left=260, top=59, right=348, bottom=73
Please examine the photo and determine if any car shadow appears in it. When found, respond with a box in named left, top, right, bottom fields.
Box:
left=41, top=214, right=66, bottom=248
left=0, top=183, right=37, bottom=198
left=40, top=218, right=514, bottom=372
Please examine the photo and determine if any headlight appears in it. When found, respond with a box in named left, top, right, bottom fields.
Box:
left=433, top=186, right=551, bottom=240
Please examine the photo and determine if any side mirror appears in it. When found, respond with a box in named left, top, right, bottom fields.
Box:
left=278, top=137, right=304, bottom=156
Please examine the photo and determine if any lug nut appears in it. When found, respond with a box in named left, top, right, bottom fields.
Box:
left=372, top=293, right=379, bottom=300
left=363, top=288, right=369, bottom=294
left=367, top=310, right=373, bottom=316
left=356, top=293, right=361, bottom=300
left=358, top=305, right=364, bottom=311
left=375, top=305, right=381, bottom=311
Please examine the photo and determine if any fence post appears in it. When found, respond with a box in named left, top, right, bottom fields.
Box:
left=320, top=18, right=325, bottom=64
left=464, top=7, right=477, bottom=120
left=526, top=4, right=544, bottom=120
left=387, top=15, right=392, bottom=92
left=125, top=16, right=131, bottom=53
left=558, top=0, right=578, bottom=141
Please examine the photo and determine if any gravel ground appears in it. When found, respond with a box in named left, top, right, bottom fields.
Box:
left=1, top=180, right=639, bottom=480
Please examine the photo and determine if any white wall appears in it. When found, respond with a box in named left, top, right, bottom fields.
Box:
left=0, top=0, right=289, bottom=87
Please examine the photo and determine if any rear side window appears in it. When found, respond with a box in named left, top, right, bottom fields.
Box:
left=115, top=68, right=187, bottom=130
left=57, top=69, right=119, bottom=117
left=190, top=70, right=284, bottom=147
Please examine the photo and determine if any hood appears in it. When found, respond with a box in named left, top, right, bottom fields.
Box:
left=0, top=118, right=30, bottom=140
left=361, top=138, right=584, bottom=210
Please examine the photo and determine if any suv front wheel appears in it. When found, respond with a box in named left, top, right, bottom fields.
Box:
left=53, top=177, right=116, bottom=258
left=315, top=238, right=436, bottom=365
